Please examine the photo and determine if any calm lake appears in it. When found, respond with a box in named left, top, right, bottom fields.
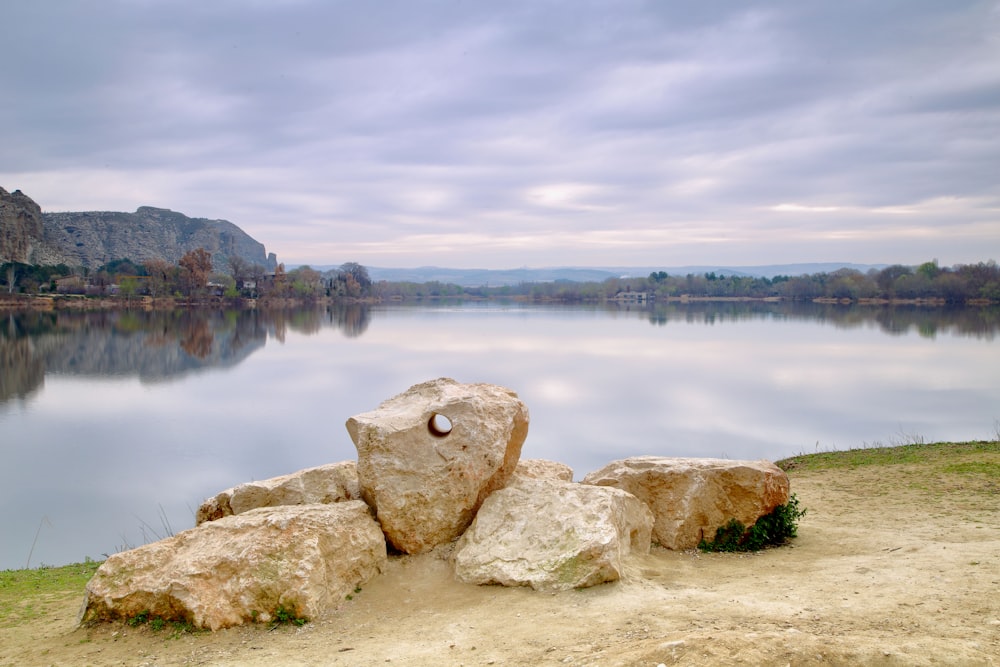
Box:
left=2, top=302, right=998, bottom=570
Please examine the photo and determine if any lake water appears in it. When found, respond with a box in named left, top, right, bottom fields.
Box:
left=2, top=302, right=998, bottom=570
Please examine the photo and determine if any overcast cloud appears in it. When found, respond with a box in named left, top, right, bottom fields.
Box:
left=2, top=1, right=998, bottom=268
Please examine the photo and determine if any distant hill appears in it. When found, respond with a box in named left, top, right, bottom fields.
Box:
left=308, top=263, right=890, bottom=287
left=1, top=186, right=277, bottom=272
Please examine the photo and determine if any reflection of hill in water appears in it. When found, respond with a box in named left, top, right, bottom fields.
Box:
left=0, top=311, right=269, bottom=401
left=0, top=305, right=372, bottom=402
left=43, top=320, right=266, bottom=381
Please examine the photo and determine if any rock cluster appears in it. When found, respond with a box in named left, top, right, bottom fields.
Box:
left=80, top=377, right=793, bottom=630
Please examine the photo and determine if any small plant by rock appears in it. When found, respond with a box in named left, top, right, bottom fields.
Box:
left=271, top=604, right=308, bottom=627
left=698, top=494, right=806, bottom=552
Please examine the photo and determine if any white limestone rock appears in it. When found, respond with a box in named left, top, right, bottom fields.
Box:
left=581, top=456, right=790, bottom=550
left=513, top=458, right=574, bottom=482
left=347, top=378, right=529, bottom=554
left=80, top=502, right=386, bottom=630
left=195, top=461, right=360, bottom=525
left=452, top=477, right=653, bottom=590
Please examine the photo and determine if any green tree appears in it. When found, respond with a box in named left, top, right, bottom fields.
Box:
left=288, top=265, right=323, bottom=298
left=916, top=260, right=941, bottom=281
left=118, top=276, right=141, bottom=304
left=876, top=265, right=912, bottom=296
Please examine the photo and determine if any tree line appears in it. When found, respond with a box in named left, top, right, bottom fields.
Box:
left=638, top=261, right=999, bottom=303
left=3, top=256, right=998, bottom=304
left=430, top=260, right=997, bottom=304
left=1, top=250, right=374, bottom=301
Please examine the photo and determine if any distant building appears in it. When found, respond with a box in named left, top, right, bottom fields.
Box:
left=614, top=291, right=650, bottom=302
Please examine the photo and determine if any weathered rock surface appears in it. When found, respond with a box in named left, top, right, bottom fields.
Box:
left=42, top=205, right=277, bottom=271
left=347, top=378, right=529, bottom=554
left=582, top=457, right=790, bottom=550
left=452, top=477, right=653, bottom=590
left=196, top=461, right=360, bottom=525
left=2, top=186, right=279, bottom=270
left=80, top=502, right=386, bottom=630
left=513, top=458, right=574, bottom=482
left=0, top=186, right=64, bottom=265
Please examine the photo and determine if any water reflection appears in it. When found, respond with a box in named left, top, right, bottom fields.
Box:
left=627, top=301, right=999, bottom=339
left=0, top=305, right=374, bottom=403
left=1, top=302, right=998, bottom=570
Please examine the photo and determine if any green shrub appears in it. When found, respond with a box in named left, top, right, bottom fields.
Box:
left=272, top=604, right=308, bottom=627
left=126, top=610, right=150, bottom=627
left=698, top=494, right=806, bottom=553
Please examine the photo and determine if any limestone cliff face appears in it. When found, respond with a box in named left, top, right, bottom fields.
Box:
left=42, top=206, right=277, bottom=271
left=0, top=187, right=66, bottom=265
left=1, top=186, right=277, bottom=271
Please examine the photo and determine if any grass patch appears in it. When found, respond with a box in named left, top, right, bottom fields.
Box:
left=0, top=559, right=101, bottom=627
left=941, top=460, right=1000, bottom=479
left=776, top=440, right=999, bottom=472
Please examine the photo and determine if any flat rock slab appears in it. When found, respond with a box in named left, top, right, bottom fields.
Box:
left=513, top=458, right=574, bottom=482
left=452, top=477, right=653, bottom=590
left=80, top=502, right=387, bottom=630
left=347, top=378, right=529, bottom=554
left=195, top=461, right=360, bottom=524
left=582, top=457, right=790, bottom=550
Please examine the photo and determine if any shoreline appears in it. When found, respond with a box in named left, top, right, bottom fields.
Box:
left=2, top=440, right=997, bottom=665
left=1, top=293, right=996, bottom=312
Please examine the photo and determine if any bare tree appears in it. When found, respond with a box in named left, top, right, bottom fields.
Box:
left=178, top=248, right=213, bottom=296
left=143, top=259, right=174, bottom=297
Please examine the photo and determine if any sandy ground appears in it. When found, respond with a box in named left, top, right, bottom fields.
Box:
left=2, top=462, right=998, bottom=666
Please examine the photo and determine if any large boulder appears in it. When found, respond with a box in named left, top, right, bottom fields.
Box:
left=581, top=457, right=790, bottom=550
left=80, top=502, right=386, bottom=631
left=347, top=378, right=529, bottom=554
left=452, top=477, right=653, bottom=590
left=195, top=461, right=360, bottom=525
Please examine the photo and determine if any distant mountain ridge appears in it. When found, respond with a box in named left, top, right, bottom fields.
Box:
left=1, top=186, right=277, bottom=272
left=307, top=263, right=890, bottom=287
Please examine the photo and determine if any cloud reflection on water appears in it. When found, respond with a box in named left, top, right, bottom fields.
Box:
left=1, top=302, right=998, bottom=569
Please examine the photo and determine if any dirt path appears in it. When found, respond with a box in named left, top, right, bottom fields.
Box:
left=3, top=458, right=998, bottom=666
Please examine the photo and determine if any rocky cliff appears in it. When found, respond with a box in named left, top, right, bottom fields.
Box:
left=1, top=187, right=277, bottom=271
left=0, top=187, right=66, bottom=265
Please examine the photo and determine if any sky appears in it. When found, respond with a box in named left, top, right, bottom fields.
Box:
left=2, top=1, right=998, bottom=270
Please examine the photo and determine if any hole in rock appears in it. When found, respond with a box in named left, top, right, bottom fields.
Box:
left=428, top=412, right=453, bottom=437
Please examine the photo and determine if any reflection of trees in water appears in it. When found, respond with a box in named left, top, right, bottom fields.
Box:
left=287, top=309, right=322, bottom=335
left=1, top=311, right=58, bottom=401
left=0, top=324, right=45, bottom=401
left=640, top=302, right=999, bottom=340
left=328, top=304, right=370, bottom=338
left=179, top=315, right=214, bottom=359
left=256, top=306, right=369, bottom=339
